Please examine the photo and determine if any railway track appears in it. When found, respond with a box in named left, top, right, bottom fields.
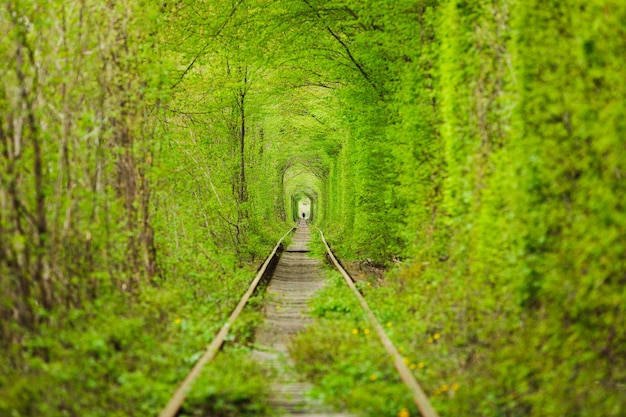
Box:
left=159, top=220, right=438, bottom=417
left=251, top=222, right=353, bottom=416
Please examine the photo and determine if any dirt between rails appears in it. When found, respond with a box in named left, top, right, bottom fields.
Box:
left=342, top=260, right=386, bottom=284
left=251, top=221, right=355, bottom=417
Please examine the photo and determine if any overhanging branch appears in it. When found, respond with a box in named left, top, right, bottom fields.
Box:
left=300, top=0, right=381, bottom=96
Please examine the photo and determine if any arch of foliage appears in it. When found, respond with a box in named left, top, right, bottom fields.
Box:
left=0, top=0, right=624, bottom=415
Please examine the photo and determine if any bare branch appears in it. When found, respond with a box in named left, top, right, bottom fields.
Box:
left=170, top=0, right=245, bottom=89
left=299, top=0, right=381, bottom=96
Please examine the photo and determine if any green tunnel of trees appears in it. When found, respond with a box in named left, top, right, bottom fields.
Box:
left=1, top=0, right=624, bottom=416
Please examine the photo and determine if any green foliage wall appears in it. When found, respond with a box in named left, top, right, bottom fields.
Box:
left=0, top=0, right=290, bottom=414
left=298, top=0, right=625, bottom=414
left=0, top=0, right=163, bottom=342
left=320, top=0, right=626, bottom=415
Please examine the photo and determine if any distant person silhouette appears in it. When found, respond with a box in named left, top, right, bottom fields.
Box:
left=302, top=212, right=305, bottom=219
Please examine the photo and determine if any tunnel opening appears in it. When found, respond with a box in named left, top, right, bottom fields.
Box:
left=296, top=195, right=311, bottom=220
left=291, top=191, right=317, bottom=222
left=282, top=160, right=324, bottom=225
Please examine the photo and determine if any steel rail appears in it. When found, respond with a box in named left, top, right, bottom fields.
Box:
left=158, top=227, right=294, bottom=417
left=319, top=230, right=440, bottom=417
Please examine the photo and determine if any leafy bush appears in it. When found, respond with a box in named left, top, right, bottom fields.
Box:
left=180, top=347, right=274, bottom=417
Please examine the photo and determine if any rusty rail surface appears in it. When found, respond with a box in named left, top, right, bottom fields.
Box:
left=319, top=230, right=440, bottom=417
left=158, top=227, right=294, bottom=417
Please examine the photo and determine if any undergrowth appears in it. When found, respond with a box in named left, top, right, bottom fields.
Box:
left=0, top=263, right=273, bottom=416
left=178, top=256, right=277, bottom=417
left=289, top=238, right=419, bottom=417
left=180, top=346, right=274, bottom=417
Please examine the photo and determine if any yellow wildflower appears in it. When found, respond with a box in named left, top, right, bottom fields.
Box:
left=433, top=333, right=441, bottom=340
left=387, top=322, right=393, bottom=327
left=370, top=374, right=378, bottom=381
left=418, top=362, right=425, bottom=369
left=397, top=408, right=410, bottom=417
left=364, top=328, right=370, bottom=335
left=352, top=328, right=359, bottom=335
left=428, top=337, right=433, bottom=344
left=403, top=357, right=409, bottom=365
left=174, top=318, right=181, bottom=324
left=451, top=383, right=459, bottom=391
left=441, top=384, right=449, bottom=392
left=409, top=363, right=417, bottom=370
left=276, top=305, right=281, bottom=309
